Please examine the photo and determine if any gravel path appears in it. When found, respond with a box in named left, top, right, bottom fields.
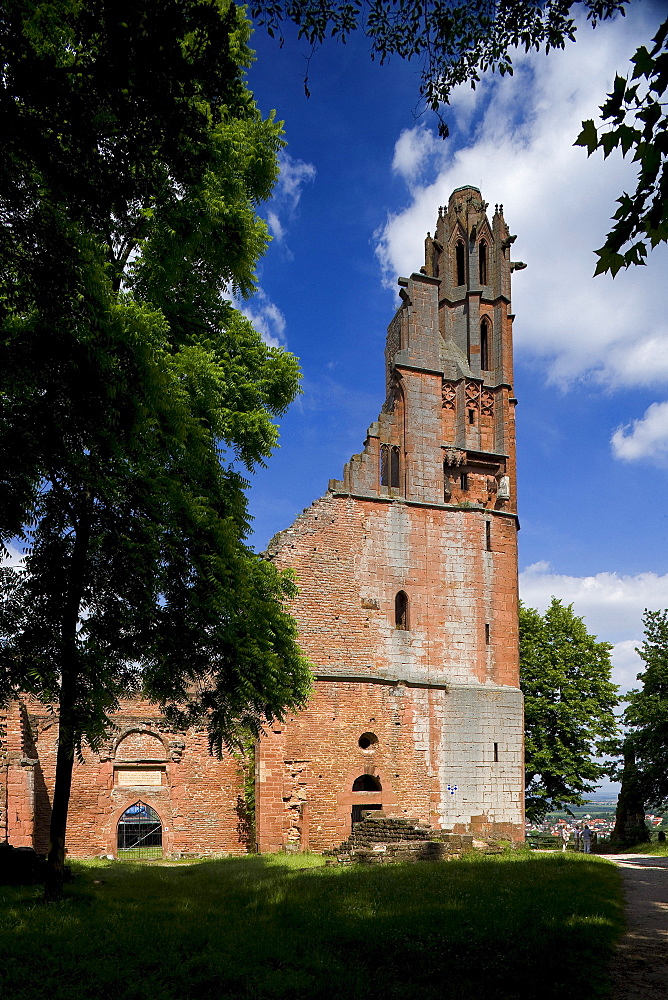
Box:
left=606, top=854, right=668, bottom=999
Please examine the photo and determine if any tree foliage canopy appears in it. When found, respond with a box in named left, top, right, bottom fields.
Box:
left=251, top=0, right=626, bottom=113
left=0, top=1, right=312, bottom=894
left=575, top=18, right=668, bottom=275
left=251, top=0, right=667, bottom=275
left=520, top=598, right=618, bottom=822
left=620, top=609, right=668, bottom=807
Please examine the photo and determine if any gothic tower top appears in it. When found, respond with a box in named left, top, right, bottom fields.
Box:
left=330, top=186, right=522, bottom=517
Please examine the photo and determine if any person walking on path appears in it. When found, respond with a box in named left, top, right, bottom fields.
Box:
left=560, top=826, right=570, bottom=852
left=582, top=825, right=592, bottom=854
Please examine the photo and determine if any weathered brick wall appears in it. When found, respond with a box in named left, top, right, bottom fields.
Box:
left=3, top=702, right=38, bottom=848
left=267, top=495, right=519, bottom=688
left=258, top=491, right=523, bottom=851
left=3, top=697, right=246, bottom=857
left=0, top=703, right=7, bottom=842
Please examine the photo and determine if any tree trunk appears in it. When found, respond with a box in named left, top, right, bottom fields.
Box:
left=612, top=747, right=649, bottom=846
left=43, top=673, right=77, bottom=901
left=43, top=507, right=91, bottom=901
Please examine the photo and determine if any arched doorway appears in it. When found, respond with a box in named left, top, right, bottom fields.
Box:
left=351, top=774, right=382, bottom=828
left=117, top=801, right=163, bottom=860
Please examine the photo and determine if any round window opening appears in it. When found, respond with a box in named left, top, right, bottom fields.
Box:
left=358, top=732, right=378, bottom=752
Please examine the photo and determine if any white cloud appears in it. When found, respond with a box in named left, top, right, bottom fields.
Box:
left=519, top=563, right=667, bottom=693
left=375, top=7, right=668, bottom=391
left=519, top=561, right=668, bottom=690
left=273, top=152, right=316, bottom=211
left=519, top=561, right=668, bottom=639
left=264, top=152, right=316, bottom=251
left=267, top=210, right=285, bottom=242
left=240, top=288, right=287, bottom=348
left=611, top=400, right=668, bottom=463
left=610, top=640, right=644, bottom=693
left=392, top=125, right=440, bottom=185
left=1, top=543, right=24, bottom=569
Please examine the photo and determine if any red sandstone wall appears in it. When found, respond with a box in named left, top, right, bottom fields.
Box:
left=271, top=494, right=519, bottom=688
left=258, top=490, right=524, bottom=852
left=257, top=676, right=524, bottom=852
left=3, top=697, right=246, bottom=858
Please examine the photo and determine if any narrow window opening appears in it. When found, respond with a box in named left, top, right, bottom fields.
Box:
left=480, top=319, right=490, bottom=371
left=485, top=623, right=490, bottom=645
left=460, top=471, right=469, bottom=490
left=390, top=447, right=400, bottom=488
left=380, top=445, right=389, bottom=487
left=444, top=463, right=451, bottom=502
left=455, top=241, right=465, bottom=285
left=381, top=445, right=401, bottom=489
left=468, top=408, right=475, bottom=425
left=485, top=521, right=491, bottom=551
left=479, top=241, right=488, bottom=285
left=395, top=590, right=409, bottom=630
left=494, top=742, right=499, bottom=763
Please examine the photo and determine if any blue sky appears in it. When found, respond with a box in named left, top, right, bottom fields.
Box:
left=243, top=0, right=668, bottom=711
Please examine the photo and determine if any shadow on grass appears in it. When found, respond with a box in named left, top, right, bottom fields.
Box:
left=0, top=852, right=623, bottom=1000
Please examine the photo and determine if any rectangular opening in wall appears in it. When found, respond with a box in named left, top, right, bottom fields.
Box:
left=460, top=471, right=468, bottom=490
left=468, top=409, right=475, bottom=424
left=485, top=623, right=490, bottom=644
left=380, top=445, right=389, bottom=487
left=494, top=742, right=499, bottom=762
left=486, top=521, right=491, bottom=551
left=390, top=447, right=400, bottom=488
left=480, top=320, right=490, bottom=370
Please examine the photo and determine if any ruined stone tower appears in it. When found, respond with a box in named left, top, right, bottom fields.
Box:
left=256, top=186, right=525, bottom=851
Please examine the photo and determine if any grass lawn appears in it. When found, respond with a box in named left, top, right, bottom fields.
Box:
left=116, top=846, right=164, bottom=861
left=601, top=840, right=668, bottom=856
left=0, top=851, right=624, bottom=1000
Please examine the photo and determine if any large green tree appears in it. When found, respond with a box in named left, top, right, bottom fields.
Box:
left=520, top=599, right=618, bottom=822
left=251, top=1, right=667, bottom=275
left=612, top=609, right=668, bottom=844
left=0, top=0, right=311, bottom=898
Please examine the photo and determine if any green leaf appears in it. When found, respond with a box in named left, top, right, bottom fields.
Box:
left=574, top=119, right=599, bottom=155
left=631, top=45, right=654, bottom=80
left=601, top=130, right=620, bottom=158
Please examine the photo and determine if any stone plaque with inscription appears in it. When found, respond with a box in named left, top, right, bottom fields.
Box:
left=115, top=769, right=163, bottom=787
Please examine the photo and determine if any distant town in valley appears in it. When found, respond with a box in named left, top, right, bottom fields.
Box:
left=526, top=803, right=667, bottom=849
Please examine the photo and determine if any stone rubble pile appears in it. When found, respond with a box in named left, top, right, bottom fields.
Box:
left=327, top=813, right=474, bottom=865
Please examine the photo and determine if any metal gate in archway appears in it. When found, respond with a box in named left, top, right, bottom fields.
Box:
left=117, top=801, right=163, bottom=860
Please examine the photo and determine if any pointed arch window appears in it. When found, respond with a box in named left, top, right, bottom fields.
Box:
left=479, top=240, right=488, bottom=285
left=395, top=590, right=409, bottom=630
left=455, top=240, right=465, bottom=286
left=480, top=318, right=491, bottom=371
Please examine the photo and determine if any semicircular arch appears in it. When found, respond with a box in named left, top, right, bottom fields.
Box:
left=114, top=728, right=169, bottom=761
